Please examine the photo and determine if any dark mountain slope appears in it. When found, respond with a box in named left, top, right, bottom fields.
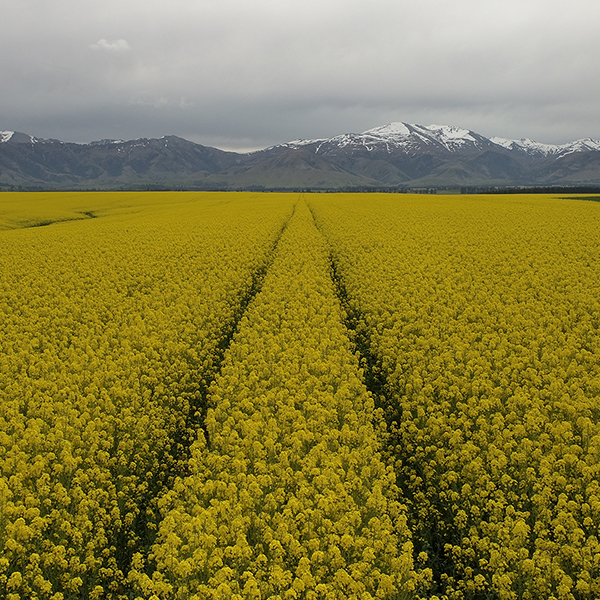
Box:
left=0, top=134, right=241, bottom=188
left=1, top=123, right=600, bottom=190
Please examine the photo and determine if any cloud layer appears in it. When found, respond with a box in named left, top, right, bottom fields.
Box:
left=1, top=0, right=599, bottom=149
left=90, top=39, right=131, bottom=53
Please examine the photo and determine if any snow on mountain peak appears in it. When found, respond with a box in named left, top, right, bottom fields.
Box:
left=363, top=122, right=411, bottom=137
left=0, top=131, right=43, bottom=144
left=490, top=136, right=600, bottom=156
left=226, top=123, right=600, bottom=159
left=489, top=137, right=514, bottom=150
left=421, top=124, right=477, bottom=142
left=567, top=138, right=600, bottom=153
left=490, top=137, right=559, bottom=155
left=360, top=122, right=482, bottom=150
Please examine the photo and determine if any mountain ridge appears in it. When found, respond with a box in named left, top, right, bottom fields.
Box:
left=2, top=123, right=600, bottom=190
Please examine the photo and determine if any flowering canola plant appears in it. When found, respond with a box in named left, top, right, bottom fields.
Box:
left=141, top=200, right=414, bottom=599
left=2, top=190, right=600, bottom=600
left=309, top=193, right=600, bottom=600
left=0, top=192, right=295, bottom=599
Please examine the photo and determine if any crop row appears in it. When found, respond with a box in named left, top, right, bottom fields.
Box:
left=0, top=193, right=295, bottom=599
left=309, top=193, right=600, bottom=600
left=135, top=200, right=415, bottom=599
left=3, top=190, right=599, bottom=600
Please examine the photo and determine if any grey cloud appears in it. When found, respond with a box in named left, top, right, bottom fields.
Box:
left=90, top=39, right=131, bottom=52
left=1, top=0, right=599, bottom=149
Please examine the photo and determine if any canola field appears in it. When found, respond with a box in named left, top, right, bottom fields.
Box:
left=1, top=191, right=599, bottom=600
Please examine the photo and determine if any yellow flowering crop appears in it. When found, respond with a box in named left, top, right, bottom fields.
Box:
left=309, top=192, right=600, bottom=600
left=0, top=192, right=295, bottom=598
left=145, top=200, right=414, bottom=599
left=2, top=190, right=599, bottom=599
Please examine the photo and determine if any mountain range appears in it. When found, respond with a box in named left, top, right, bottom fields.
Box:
left=2, top=123, right=600, bottom=190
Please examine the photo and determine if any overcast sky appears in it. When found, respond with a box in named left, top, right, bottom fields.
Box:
left=2, top=0, right=599, bottom=151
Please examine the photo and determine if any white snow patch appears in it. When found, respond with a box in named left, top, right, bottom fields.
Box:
left=415, top=124, right=479, bottom=149
left=490, top=137, right=514, bottom=149
left=361, top=122, right=481, bottom=151
left=517, top=139, right=557, bottom=155
left=271, top=138, right=326, bottom=150
left=490, top=136, right=600, bottom=156
left=0, top=131, right=14, bottom=143
left=565, top=138, right=600, bottom=153
left=363, top=122, right=411, bottom=137
left=491, top=137, right=560, bottom=155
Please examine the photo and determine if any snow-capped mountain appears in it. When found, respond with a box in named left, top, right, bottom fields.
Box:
left=363, top=123, right=490, bottom=151
left=277, top=122, right=600, bottom=157
left=490, top=135, right=600, bottom=157
left=279, top=123, right=492, bottom=153
left=246, top=122, right=600, bottom=188
left=2, top=123, right=600, bottom=189
left=0, top=131, right=42, bottom=144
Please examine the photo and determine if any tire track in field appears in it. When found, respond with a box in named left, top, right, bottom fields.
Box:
left=305, top=199, right=461, bottom=597
left=12, top=210, right=99, bottom=229
left=304, top=199, right=390, bottom=416
left=129, top=201, right=299, bottom=576
left=147, top=197, right=413, bottom=598
left=189, top=199, right=299, bottom=450
left=304, top=199, right=421, bottom=578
